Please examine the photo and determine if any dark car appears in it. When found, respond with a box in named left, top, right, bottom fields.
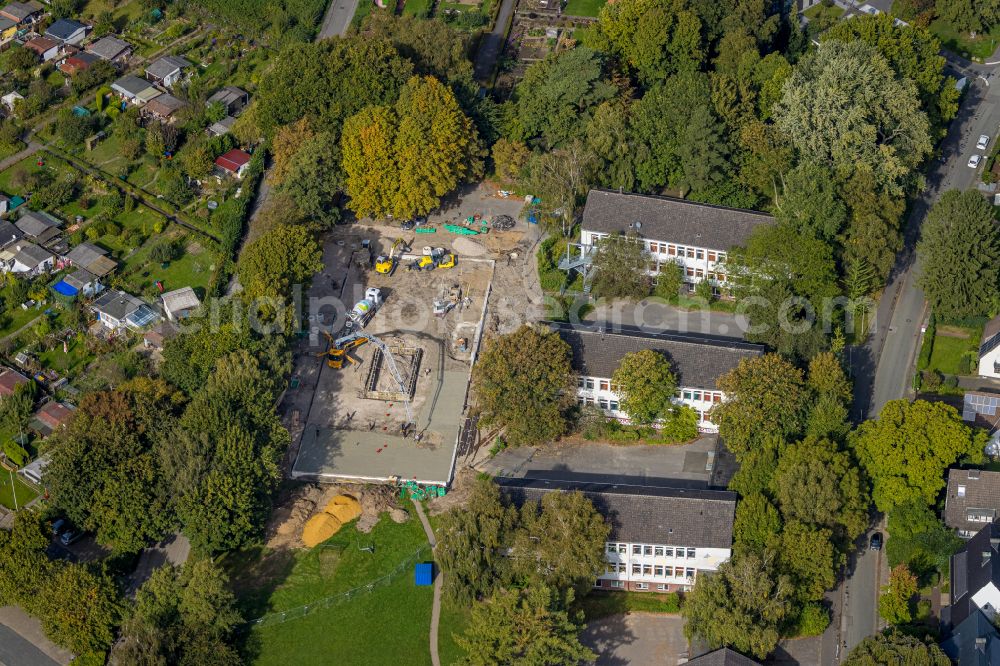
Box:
left=60, top=529, right=83, bottom=546
left=51, top=518, right=67, bottom=537
left=870, top=532, right=883, bottom=551
left=400, top=219, right=416, bottom=230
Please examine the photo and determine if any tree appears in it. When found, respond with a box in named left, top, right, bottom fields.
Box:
left=878, top=565, right=918, bottom=625
left=437, top=477, right=517, bottom=602
left=472, top=325, right=575, bottom=447
left=936, top=0, right=982, bottom=34
left=844, top=630, right=950, bottom=665
left=770, top=437, right=869, bottom=542
left=682, top=551, right=794, bottom=659
left=491, top=139, right=530, bottom=188
left=505, top=47, right=615, bottom=150
left=45, top=379, right=180, bottom=554
left=523, top=140, right=597, bottom=232
left=585, top=100, right=636, bottom=192
left=0, top=381, right=35, bottom=435
left=35, top=564, right=124, bottom=655
left=270, top=118, right=316, bottom=186
left=277, top=130, right=344, bottom=228
left=237, top=223, right=323, bottom=300
left=779, top=521, right=838, bottom=602
left=0, top=512, right=53, bottom=610
left=610, top=349, right=677, bottom=424
left=917, top=189, right=1000, bottom=320
left=56, top=109, right=94, bottom=147
left=885, top=500, right=962, bottom=577
left=850, top=399, right=985, bottom=512
left=590, top=233, right=652, bottom=301
left=774, top=163, right=847, bottom=243
left=732, top=493, right=781, bottom=553
left=712, top=354, right=806, bottom=456
left=775, top=40, right=931, bottom=197
left=676, top=104, right=730, bottom=195
left=510, top=491, right=609, bottom=597
left=457, top=586, right=595, bottom=666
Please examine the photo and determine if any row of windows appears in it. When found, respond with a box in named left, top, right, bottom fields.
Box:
left=647, top=242, right=727, bottom=264
left=578, top=378, right=623, bottom=392
left=580, top=379, right=722, bottom=405
left=607, top=544, right=698, bottom=558
left=680, top=390, right=723, bottom=403
left=578, top=396, right=621, bottom=411
left=605, top=563, right=697, bottom=578
left=598, top=580, right=692, bottom=592
left=679, top=266, right=728, bottom=282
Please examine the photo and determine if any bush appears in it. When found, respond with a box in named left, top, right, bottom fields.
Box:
left=916, top=314, right=935, bottom=370
left=958, top=355, right=972, bottom=375
left=653, top=263, right=683, bottom=301
left=4, top=440, right=28, bottom=467
left=791, top=602, right=830, bottom=637
left=944, top=375, right=958, bottom=389
left=921, top=370, right=942, bottom=391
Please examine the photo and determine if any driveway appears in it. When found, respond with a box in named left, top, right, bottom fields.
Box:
left=473, top=0, right=516, bottom=81
left=126, top=533, right=192, bottom=596
left=580, top=613, right=687, bottom=666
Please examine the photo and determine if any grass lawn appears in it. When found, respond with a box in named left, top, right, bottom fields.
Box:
left=229, top=511, right=435, bottom=665
left=564, top=0, right=605, bottom=17
left=575, top=590, right=680, bottom=622
left=0, top=470, right=39, bottom=510
left=927, top=326, right=980, bottom=376
left=929, top=18, right=1000, bottom=60
left=122, top=232, right=214, bottom=295
left=438, top=598, right=471, bottom=665
left=402, top=0, right=432, bottom=16
left=36, top=336, right=93, bottom=379
left=0, top=282, right=46, bottom=339
left=0, top=154, right=78, bottom=197
left=803, top=1, right=844, bottom=24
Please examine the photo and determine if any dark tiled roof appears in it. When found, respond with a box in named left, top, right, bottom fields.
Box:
left=0, top=367, right=28, bottom=396
left=145, top=55, right=188, bottom=81
left=941, top=609, right=1000, bottom=666
left=686, top=648, right=761, bottom=666
left=65, top=241, right=106, bottom=268
left=544, top=321, right=765, bottom=389
left=581, top=189, right=773, bottom=251
left=145, top=92, right=186, bottom=117
left=63, top=268, right=95, bottom=290
left=92, top=289, right=143, bottom=321
left=948, top=521, right=1000, bottom=629
left=0, top=219, right=24, bottom=248
left=16, top=210, right=61, bottom=243
left=496, top=477, right=737, bottom=549
left=945, top=469, right=1000, bottom=536
left=45, top=18, right=86, bottom=41
left=87, top=36, right=131, bottom=60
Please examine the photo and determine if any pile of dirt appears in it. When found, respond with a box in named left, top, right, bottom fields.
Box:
left=428, top=467, right=477, bottom=516
left=266, top=482, right=407, bottom=547
left=357, top=484, right=405, bottom=533
left=453, top=236, right=487, bottom=257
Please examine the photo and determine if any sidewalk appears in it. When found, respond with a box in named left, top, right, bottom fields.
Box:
left=0, top=606, right=72, bottom=666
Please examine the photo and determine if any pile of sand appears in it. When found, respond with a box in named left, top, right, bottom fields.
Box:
left=452, top=236, right=487, bottom=257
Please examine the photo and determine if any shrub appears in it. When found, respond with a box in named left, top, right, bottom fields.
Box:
left=916, top=314, right=935, bottom=370
left=4, top=440, right=28, bottom=467
left=944, top=375, right=958, bottom=389
left=958, top=355, right=972, bottom=375
left=921, top=370, right=942, bottom=391
left=792, top=602, right=830, bottom=637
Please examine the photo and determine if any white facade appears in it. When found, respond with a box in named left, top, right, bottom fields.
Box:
left=597, top=540, right=730, bottom=591
left=973, top=582, right=1000, bottom=620
left=980, top=344, right=1000, bottom=379
left=581, top=229, right=730, bottom=286
left=576, top=374, right=724, bottom=432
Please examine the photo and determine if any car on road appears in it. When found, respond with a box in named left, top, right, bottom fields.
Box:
left=870, top=532, right=883, bottom=551
left=978, top=134, right=991, bottom=151
left=969, top=154, right=982, bottom=168
left=59, top=528, right=83, bottom=546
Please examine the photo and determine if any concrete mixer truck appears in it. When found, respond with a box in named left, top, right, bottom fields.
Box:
left=345, top=287, right=383, bottom=331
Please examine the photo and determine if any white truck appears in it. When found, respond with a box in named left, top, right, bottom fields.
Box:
left=346, top=287, right=383, bottom=330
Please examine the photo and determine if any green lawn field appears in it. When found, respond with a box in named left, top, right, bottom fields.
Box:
left=0, top=470, right=39, bottom=510
left=564, top=0, right=605, bottom=17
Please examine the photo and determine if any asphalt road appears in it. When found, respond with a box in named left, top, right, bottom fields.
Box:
left=473, top=0, right=516, bottom=81
left=831, top=58, right=1000, bottom=661
left=317, top=0, right=358, bottom=40
left=0, top=625, right=58, bottom=666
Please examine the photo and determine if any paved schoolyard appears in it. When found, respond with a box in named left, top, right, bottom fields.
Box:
left=581, top=613, right=688, bottom=666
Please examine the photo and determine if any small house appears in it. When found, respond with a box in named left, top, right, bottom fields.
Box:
left=0, top=367, right=28, bottom=396
left=215, top=148, right=252, bottom=179
left=23, top=35, right=60, bottom=62
left=145, top=55, right=189, bottom=88
left=86, top=36, right=132, bottom=64
left=143, top=320, right=179, bottom=351
left=161, top=286, right=200, bottom=321
left=16, top=210, right=61, bottom=245
left=208, top=115, right=235, bottom=137
left=59, top=51, right=100, bottom=76
left=0, top=17, right=15, bottom=41
left=64, top=241, right=115, bottom=277
left=0, top=1, right=42, bottom=25
left=45, top=18, right=88, bottom=46
left=2, top=91, right=23, bottom=113
left=32, top=400, right=74, bottom=436
left=92, top=289, right=158, bottom=332
left=111, top=74, right=161, bottom=106
left=52, top=267, right=102, bottom=299
left=206, top=85, right=249, bottom=116
left=0, top=219, right=24, bottom=248
left=18, top=452, right=48, bottom=484
left=2, top=242, right=54, bottom=274
left=144, top=93, right=186, bottom=123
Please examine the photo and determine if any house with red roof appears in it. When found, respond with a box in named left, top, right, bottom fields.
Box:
left=214, top=148, right=252, bottom=179
left=33, top=401, right=74, bottom=435
left=0, top=367, right=29, bottom=396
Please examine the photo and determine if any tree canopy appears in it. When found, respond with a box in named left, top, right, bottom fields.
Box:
left=590, top=233, right=653, bottom=300
left=844, top=629, right=950, bottom=665
left=611, top=349, right=678, bottom=424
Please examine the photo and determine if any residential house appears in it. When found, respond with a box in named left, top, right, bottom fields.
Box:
left=686, top=649, right=761, bottom=666
left=0, top=17, right=16, bottom=42
left=59, top=51, right=100, bottom=76
left=144, top=55, right=189, bottom=88
left=1, top=91, right=22, bottom=113
left=0, top=1, right=42, bottom=25
left=63, top=241, right=115, bottom=277
left=979, top=315, right=1000, bottom=379
left=0, top=194, right=11, bottom=216
left=208, top=115, right=235, bottom=136
left=143, top=319, right=178, bottom=351
left=215, top=148, right=251, bottom=179
left=86, top=36, right=132, bottom=64
left=942, top=521, right=1000, bottom=664
left=545, top=321, right=765, bottom=432
left=143, top=93, right=186, bottom=123
left=91, top=289, right=158, bottom=332
left=161, top=286, right=200, bottom=321
left=111, top=74, right=161, bottom=106
left=16, top=210, right=61, bottom=245
left=0, top=367, right=28, bottom=396
left=497, top=477, right=736, bottom=593
left=0, top=219, right=24, bottom=248
left=206, top=85, right=248, bottom=116
left=23, top=35, right=60, bottom=62
left=31, top=400, right=74, bottom=437
left=1, top=242, right=53, bottom=274
left=573, top=189, right=773, bottom=286
left=52, top=267, right=102, bottom=298
left=45, top=18, right=88, bottom=46
left=18, top=452, right=48, bottom=484
left=946, top=469, right=1000, bottom=538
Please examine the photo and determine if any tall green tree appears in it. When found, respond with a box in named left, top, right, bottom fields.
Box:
left=732, top=493, right=781, bottom=553
left=237, top=223, right=323, bottom=300
left=850, top=399, right=985, bottom=512
left=878, top=564, right=918, bottom=625
left=774, top=163, right=847, bottom=243
left=917, top=189, right=1000, bottom=320
left=457, top=586, right=595, bottom=666
left=590, top=233, right=652, bottom=301
left=844, top=630, right=950, bottom=665
left=276, top=131, right=344, bottom=228
left=610, top=349, right=678, bottom=424
left=779, top=521, right=838, bottom=602
left=472, top=325, right=576, bottom=447
left=35, top=563, right=124, bottom=655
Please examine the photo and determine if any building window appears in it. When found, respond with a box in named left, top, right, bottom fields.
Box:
left=691, top=390, right=702, bottom=401
left=686, top=248, right=695, bottom=258
left=657, top=584, right=667, bottom=591
left=633, top=545, right=642, bottom=555
left=667, top=244, right=676, bottom=256
left=606, top=543, right=616, bottom=553
left=611, top=580, right=624, bottom=588
left=654, top=546, right=664, bottom=556
left=576, top=397, right=585, bottom=407
left=618, top=544, right=626, bottom=554
left=618, top=563, right=627, bottom=573
left=696, top=249, right=704, bottom=260
left=636, top=583, right=648, bottom=590
left=599, top=379, right=610, bottom=391
left=686, top=568, right=696, bottom=579
left=686, top=548, right=696, bottom=558
left=649, top=242, right=660, bottom=253
left=610, top=382, right=622, bottom=393
left=585, top=378, right=594, bottom=390
left=609, top=400, right=619, bottom=411
left=718, top=252, right=727, bottom=262
left=695, top=268, right=705, bottom=278
left=632, top=564, right=641, bottom=575
left=599, top=399, right=609, bottom=410
left=643, top=565, right=652, bottom=575
left=685, top=267, right=695, bottom=278
left=644, top=546, right=653, bottom=556
left=655, top=565, right=664, bottom=576
left=606, top=564, right=616, bottom=574
left=682, top=391, right=692, bottom=401
left=958, top=485, right=966, bottom=497
left=664, top=548, right=673, bottom=558
left=707, top=251, right=717, bottom=262
left=713, top=393, right=723, bottom=403
left=577, top=377, right=584, bottom=388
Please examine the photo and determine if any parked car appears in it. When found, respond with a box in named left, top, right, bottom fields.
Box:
left=870, top=532, right=883, bottom=551
left=978, top=134, right=991, bottom=150
left=51, top=518, right=67, bottom=537
left=400, top=219, right=416, bottom=230
left=969, top=154, right=982, bottom=168
left=60, top=529, right=83, bottom=546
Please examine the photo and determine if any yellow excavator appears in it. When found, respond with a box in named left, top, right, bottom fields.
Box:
left=319, top=332, right=369, bottom=369
left=409, top=247, right=457, bottom=271
left=375, top=238, right=407, bottom=275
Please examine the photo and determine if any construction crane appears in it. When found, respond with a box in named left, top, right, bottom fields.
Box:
left=375, top=238, right=407, bottom=275
left=319, top=330, right=414, bottom=424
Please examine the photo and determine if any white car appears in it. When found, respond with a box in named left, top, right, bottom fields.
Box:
left=978, top=135, right=991, bottom=150
left=969, top=154, right=982, bottom=168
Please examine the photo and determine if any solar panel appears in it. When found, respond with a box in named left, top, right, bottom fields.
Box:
left=127, top=305, right=157, bottom=328
left=963, top=393, right=1000, bottom=421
